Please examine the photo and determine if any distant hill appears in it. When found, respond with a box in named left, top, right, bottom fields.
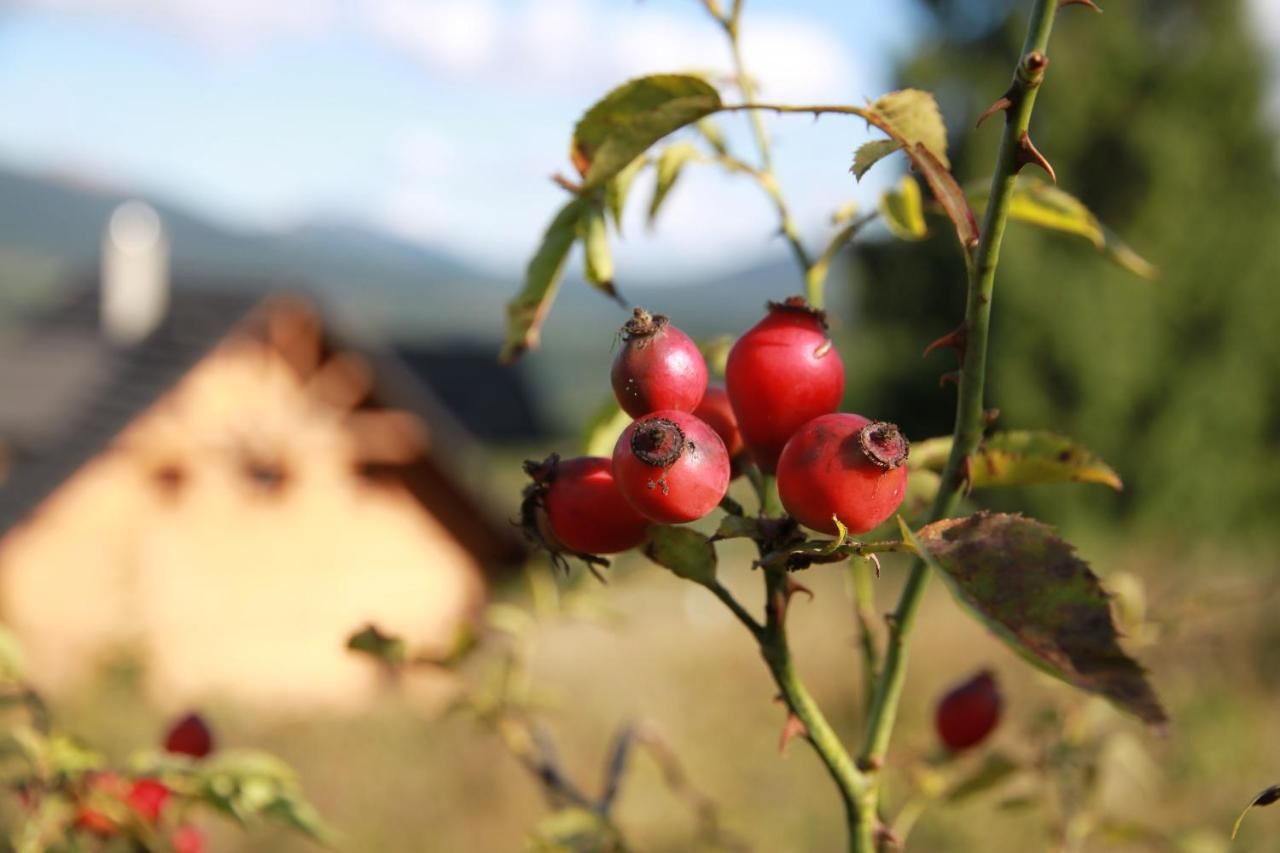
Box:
left=0, top=166, right=855, bottom=431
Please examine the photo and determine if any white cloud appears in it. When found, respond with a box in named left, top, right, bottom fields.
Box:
left=365, top=0, right=501, bottom=76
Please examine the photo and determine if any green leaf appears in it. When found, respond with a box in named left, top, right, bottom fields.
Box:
left=945, top=752, right=1020, bottom=804
left=643, top=526, right=717, bottom=587
left=346, top=623, right=407, bottom=667
left=527, top=807, right=624, bottom=852
left=1233, top=784, right=1280, bottom=840
left=970, top=177, right=1157, bottom=279
left=199, top=749, right=335, bottom=843
left=648, top=142, right=700, bottom=225
left=901, top=513, right=1166, bottom=726
left=604, top=155, right=647, bottom=233
left=695, top=118, right=728, bottom=155
left=581, top=397, right=631, bottom=458
left=572, top=74, right=722, bottom=191
left=879, top=175, right=928, bottom=241
left=501, top=196, right=591, bottom=362
left=713, top=515, right=760, bottom=541
left=909, top=430, right=1123, bottom=491
left=578, top=203, right=618, bottom=299
left=851, top=139, right=901, bottom=181
left=866, top=89, right=950, bottom=168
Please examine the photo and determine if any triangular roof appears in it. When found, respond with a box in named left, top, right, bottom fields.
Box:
left=0, top=281, right=527, bottom=572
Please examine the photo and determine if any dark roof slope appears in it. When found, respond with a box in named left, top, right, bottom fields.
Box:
left=0, top=284, right=261, bottom=533
left=0, top=281, right=527, bottom=570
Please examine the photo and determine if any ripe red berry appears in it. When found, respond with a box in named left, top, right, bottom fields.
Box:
left=165, top=712, right=215, bottom=759
left=726, top=298, right=845, bottom=473
left=611, top=308, right=708, bottom=418
left=537, top=456, right=651, bottom=554
left=126, top=779, right=170, bottom=823
left=612, top=410, right=730, bottom=524
left=935, top=670, right=1002, bottom=752
left=172, top=825, right=206, bottom=853
left=776, top=414, right=909, bottom=535
left=692, top=382, right=746, bottom=477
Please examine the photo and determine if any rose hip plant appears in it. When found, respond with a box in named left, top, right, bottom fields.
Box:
left=503, top=0, right=1167, bottom=849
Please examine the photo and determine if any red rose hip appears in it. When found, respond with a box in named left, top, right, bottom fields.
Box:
left=726, top=298, right=844, bottom=473
left=692, top=382, right=746, bottom=477
left=776, top=413, right=908, bottom=535
left=935, top=669, right=1002, bottom=752
left=612, top=410, right=730, bottom=524
left=533, top=456, right=651, bottom=554
left=165, top=712, right=215, bottom=759
left=611, top=308, right=708, bottom=418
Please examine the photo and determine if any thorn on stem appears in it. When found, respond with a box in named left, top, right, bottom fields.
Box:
left=939, top=371, right=960, bottom=389
left=877, top=822, right=904, bottom=850
left=959, top=456, right=974, bottom=498
left=779, top=712, right=808, bottom=754
left=983, top=408, right=1002, bottom=428
left=923, top=323, right=969, bottom=364
left=856, top=755, right=884, bottom=772
left=1059, top=0, right=1102, bottom=11
left=975, top=94, right=1014, bottom=129
left=785, top=577, right=814, bottom=604
left=1015, top=131, right=1057, bottom=183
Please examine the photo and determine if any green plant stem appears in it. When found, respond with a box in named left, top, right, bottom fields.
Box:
left=848, top=557, right=880, bottom=717
left=709, top=580, right=764, bottom=638
left=719, top=10, right=819, bottom=305
left=854, top=0, right=1062, bottom=834
left=760, top=567, right=870, bottom=853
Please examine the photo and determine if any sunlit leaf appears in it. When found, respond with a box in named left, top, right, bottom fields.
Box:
left=695, top=118, right=728, bottom=155
left=901, top=512, right=1166, bottom=726
left=970, top=177, right=1157, bottom=279
left=649, top=142, right=700, bottom=225
left=572, top=75, right=722, bottom=191
left=578, top=203, right=617, bottom=299
left=879, top=175, right=928, bottom=241
left=604, top=155, right=647, bottom=233
left=501, top=196, right=591, bottom=362
left=852, top=139, right=901, bottom=181
left=698, top=335, right=733, bottom=378
left=644, top=526, right=717, bottom=587
left=582, top=397, right=631, bottom=458
left=1232, top=784, right=1280, bottom=840
left=866, top=89, right=950, bottom=168
left=909, top=430, right=1122, bottom=491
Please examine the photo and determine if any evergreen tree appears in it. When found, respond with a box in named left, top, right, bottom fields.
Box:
left=846, top=0, right=1280, bottom=538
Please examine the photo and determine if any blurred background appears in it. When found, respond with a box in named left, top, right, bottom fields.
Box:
left=0, top=0, right=1278, bottom=850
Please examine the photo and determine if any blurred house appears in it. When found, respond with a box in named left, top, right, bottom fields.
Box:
left=0, top=203, right=538, bottom=712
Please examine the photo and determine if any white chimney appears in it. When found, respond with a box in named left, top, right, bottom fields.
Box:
left=101, top=200, right=169, bottom=345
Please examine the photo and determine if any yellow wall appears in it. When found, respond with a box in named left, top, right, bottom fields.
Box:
left=0, top=336, right=485, bottom=713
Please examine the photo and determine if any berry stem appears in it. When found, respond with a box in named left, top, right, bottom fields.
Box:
left=855, top=0, right=1064, bottom=833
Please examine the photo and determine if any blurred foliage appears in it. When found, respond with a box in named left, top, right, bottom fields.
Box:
left=846, top=0, right=1280, bottom=539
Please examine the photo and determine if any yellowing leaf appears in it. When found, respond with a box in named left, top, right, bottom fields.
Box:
left=572, top=75, right=722, bottom=191
left=879, top=175, right=928, bottom=241
left=852, top=139, right=901, bottom=181
left=909, top=430, right=1123, bottom=491
left=867, top=89, right=950, bottom=168
left=649, top=142, right=701, bottom=225
left=902, top=512, right=1166, bottom=726
left=581, top=397, right=631, bottom=458
left=578, top=203, right=617, bottom=299
left=604, top=155, right=648, bottom=232
left=970, top=177, right=1158, bottom=279
left=501, top=197, right=590, bottom=362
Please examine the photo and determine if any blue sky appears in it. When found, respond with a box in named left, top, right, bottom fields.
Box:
left=0, top=0, right=1275, bottom=278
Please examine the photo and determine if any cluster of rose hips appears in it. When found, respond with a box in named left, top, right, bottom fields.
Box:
left=60, top=712, right=214, bottom=852
left=523, top=297, right=911, bottom=561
